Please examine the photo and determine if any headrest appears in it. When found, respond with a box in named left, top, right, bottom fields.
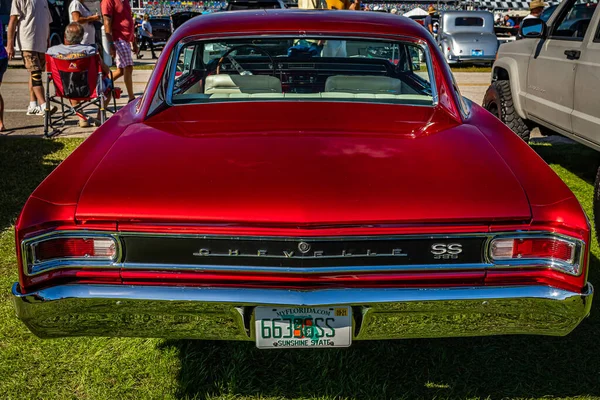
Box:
left=204, top=74, right=282, bottom=94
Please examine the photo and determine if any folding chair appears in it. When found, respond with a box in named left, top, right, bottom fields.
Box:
left=44, top=53, right=120, bottom=137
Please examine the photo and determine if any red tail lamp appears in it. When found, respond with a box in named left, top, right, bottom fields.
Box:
left=490, top=237, right=580, bottom=275
left=29, top=236, right=118, bottom=274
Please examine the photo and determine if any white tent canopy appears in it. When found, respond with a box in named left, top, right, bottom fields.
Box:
left=403, top=7, right=429, bottom=17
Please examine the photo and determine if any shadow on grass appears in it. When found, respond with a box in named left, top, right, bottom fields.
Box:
left=531, top=141, right=600, bottom=186
left=161, top=141, right=600, bottom=400
left=0, top=137, right=65, bottom=232
left=163, top=255, right=599, bottom=400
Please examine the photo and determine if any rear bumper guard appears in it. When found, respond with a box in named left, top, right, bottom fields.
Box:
left=12, top=283, right=593, bottom=340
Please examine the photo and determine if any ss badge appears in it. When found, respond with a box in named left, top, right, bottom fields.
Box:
left=431, top=243, right=463, bottom=260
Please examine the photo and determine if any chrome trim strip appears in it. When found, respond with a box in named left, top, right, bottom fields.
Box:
left=119, top=262, right=492, bottom=274
left=12, top=282, right=594, bottom=340
left=20, top=230, right=587, bottom=277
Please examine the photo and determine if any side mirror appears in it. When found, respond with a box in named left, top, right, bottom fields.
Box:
left=519, top=18, right=546, bottom=38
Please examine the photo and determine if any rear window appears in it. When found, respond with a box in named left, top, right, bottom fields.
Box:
left=455, top=17, right=484, bottom=26
left=151, top=20, right=171, bottom=29
left=169, top=36, right=435, bottom=107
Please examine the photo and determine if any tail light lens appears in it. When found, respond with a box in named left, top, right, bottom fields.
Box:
left=490, top=236, right=581, bottom=275
left=25, top=234, right=119, bottom=275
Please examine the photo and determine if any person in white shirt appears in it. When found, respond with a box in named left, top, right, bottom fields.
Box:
left=139, top=14, right=157, bottom=60
left=6, top=0, right=57, bottom=116
left=69, top=0, right=101, bottom=46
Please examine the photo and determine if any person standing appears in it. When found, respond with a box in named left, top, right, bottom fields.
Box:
left=69, top=0, right=101, bottom=45
left=349, top=0, right=361, bottom=10
left=102, top=0, right=138, bottom=102
left=524, top=0, right=547, bottom=20
left=7, top=0, right=56, bottom=116
left=425, top=6, right=436, bottom=35
left=0, top=20, right=7, bottom=131
left=140, top=14, right=157, bottom=59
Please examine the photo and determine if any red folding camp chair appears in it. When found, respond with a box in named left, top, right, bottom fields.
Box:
left=44, top=53, right=121, bottom=137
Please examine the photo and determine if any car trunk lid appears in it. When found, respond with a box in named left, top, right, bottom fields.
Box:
left=75, top=104, right=530, bottom=226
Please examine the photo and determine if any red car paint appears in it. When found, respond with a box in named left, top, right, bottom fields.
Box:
left=15, top=10, right=590, bottom=294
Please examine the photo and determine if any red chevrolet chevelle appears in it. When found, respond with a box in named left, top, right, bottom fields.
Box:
left=12, top=10, right=593, bottom=348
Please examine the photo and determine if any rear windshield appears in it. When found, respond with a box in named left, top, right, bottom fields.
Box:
left=170, top=36, right=434, bottom=106
left=151, top=20, right=171, bottom=29
left=454, top=17, right=484, bottom=26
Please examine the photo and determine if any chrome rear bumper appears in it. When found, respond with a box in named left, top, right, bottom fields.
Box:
left=12, top=283, right=593, bottom=340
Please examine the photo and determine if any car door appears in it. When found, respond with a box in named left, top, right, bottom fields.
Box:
left=525, top=0, right=594, bottom=134
left=571, top=5, right=600, bottom=146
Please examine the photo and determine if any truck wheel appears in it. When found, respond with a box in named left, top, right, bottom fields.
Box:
left=595, top=165, right=600, bottom=244
left=483, top=80, right=530, bottom=142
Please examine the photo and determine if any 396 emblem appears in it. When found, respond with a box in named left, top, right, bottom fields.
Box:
left=431, top=243, right=463, bottom=259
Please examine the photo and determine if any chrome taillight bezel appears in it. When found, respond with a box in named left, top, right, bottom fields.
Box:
left=487, top=233, right=585, bottom=276
left=22, top=231, right=122, bottom=276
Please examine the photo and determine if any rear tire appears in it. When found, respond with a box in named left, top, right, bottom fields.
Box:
left=483, top=80, right=530, bottom=142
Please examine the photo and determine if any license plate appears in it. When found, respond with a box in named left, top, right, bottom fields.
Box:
left=255, top=306, right=352, bottom=349
left=472, top=49, right=484, bottom=56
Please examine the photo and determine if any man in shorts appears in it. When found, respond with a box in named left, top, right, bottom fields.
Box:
left=7, top=0, right=57, bottom=116
left=102, top=0, right=137, bottom=102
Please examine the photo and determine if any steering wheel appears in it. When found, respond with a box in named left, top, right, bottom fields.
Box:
left=215, top=44, right=276, bottom=76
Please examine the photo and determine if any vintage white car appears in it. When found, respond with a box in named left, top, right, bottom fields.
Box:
left=438, top=11, right=499, bottom=65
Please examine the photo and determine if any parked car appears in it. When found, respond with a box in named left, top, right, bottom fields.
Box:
left=226, top=0, right=287, bottom=10
left=438, top=11, right=498, bottom=65
left=483, top=0, right=600, bottom=239
left=171, top=11, right=202, bottom=31
left=12, top=10, right=593, bottom=348
left=136, top=16, right=172, bottom=48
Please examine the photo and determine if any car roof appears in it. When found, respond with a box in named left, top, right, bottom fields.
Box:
left=171, top=9, right=428, bottom=42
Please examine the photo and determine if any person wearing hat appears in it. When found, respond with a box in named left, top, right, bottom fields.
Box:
left=524, top=0, right=548, bottom=20
left=425, top=6, right=436, bottom=34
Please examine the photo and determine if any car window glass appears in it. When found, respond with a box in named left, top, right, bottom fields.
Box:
left=455, top=17, right=484, bottom=27
left=551, top=0, right=598, bottom=39
left=170, top=37, right=435, bottom=106
left=151, top=20, right=171, bottom=29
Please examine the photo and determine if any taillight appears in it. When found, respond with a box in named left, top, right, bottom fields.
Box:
left=34, top=237, right=116, bottom=262
left=490, top=236, right=582, bottom=275
left=24, top=233, right=119, bottom=275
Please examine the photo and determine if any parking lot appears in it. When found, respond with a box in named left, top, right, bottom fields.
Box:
left=0, top=56, right=494, bottom=137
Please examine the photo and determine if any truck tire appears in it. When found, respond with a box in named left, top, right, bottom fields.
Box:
left=483, top=80, right=530, bottom=142
left=594, top=165, right=600, bottom=244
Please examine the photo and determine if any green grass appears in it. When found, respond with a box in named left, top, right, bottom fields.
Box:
left=1, top=136, right=599, bottom=399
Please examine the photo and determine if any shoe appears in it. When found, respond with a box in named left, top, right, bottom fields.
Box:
left=27, top=106, right=44, bottom=116
left=41, top=105, right=58, bottom=116
left=26, top=105, right=39, bottom=115
left=78, top=120, right=90, bottom=128
left=152, top=55, right=158, bottom=59
left=136, top=54, right=144, bottom=60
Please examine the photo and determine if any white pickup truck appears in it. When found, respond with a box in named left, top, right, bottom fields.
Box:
left=483, top=0, right=600, bottom=237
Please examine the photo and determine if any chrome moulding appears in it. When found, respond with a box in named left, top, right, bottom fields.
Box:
left=12, top=283, right=594, bottom=340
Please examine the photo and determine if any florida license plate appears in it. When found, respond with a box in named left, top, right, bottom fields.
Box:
left=254, top=306, right=352, bottom=349
left=472, top=49, right=483, bottom=56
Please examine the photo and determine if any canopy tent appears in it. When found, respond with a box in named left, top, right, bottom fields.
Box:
left=475, top=0, right=559, bottom=10
left=403, top=7, right=429, bottom=16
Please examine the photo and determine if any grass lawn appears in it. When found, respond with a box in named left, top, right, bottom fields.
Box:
left=0, top=137, right=599, bottom=400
